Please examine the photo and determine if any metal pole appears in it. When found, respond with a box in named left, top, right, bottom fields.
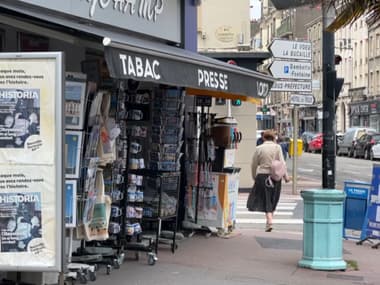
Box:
left=322, top=2, right=336, bottom=189
left=292, top=107, right=298, bottom=195
left=227, top=99, right=232, bottom=117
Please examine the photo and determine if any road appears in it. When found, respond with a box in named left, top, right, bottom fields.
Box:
left=286, top=152, right=374, bottom=189
left=235, top=152, right=375, bottom=232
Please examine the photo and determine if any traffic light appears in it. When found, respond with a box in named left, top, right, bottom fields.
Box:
left=232, top=99, right=242, bottom=106
left=326, top=70, right=344, bottom=101
left=335, top=55, right=342, bottom=65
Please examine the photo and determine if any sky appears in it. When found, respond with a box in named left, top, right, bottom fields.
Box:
left=250, top=0, right=261, bottom=20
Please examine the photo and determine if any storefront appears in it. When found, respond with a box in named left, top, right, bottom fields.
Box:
left=350, top=100, right=380, bottom=131
left=0, top=0, right=274, bottom=282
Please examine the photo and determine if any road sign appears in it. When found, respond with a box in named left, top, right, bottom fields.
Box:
left=271, top=80, right=312, bottom=92
left=269, top=39, right=312, bottom=61
left=269, top=60, right=312, bottom=80
left=290, top=94, right=315, bottom=105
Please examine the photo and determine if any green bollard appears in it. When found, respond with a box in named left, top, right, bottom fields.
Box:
left=298, top=189, right=347, bottom=270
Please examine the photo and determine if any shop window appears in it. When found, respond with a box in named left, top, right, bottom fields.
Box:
left=0, top=29, right=4, bottom=51
left=18, top=32, right=49, bottom=52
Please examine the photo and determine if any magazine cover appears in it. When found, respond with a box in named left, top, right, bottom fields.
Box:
left=0, top=88, right=40, bottom=148
left=65, top=181, right=77, bottom=228
left=65, top=131, right=83, bottom=179
left=65, top=72, right=87, bottom=130
left=0, top=192, right=42, bottom=252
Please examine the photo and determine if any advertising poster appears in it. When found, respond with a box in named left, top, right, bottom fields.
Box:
left=0, top=165, right=57, bottom=268
left=0, top=56, right=57, bottom=165
left=0, top=88, right=40, bottom=148
left=0, top=192, right=42, bottom=252
left=0, top=53, right=63, bottom=271
left=367, top=164, right=380, bottom=238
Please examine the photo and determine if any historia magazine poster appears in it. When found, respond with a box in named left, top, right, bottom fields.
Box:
left=0, top=88, right=40, bottom=148
left=0, top=57, right=56, bottom=165
left=0, top=192, right=42, bottom=252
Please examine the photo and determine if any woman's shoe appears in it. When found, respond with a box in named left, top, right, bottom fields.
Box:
left=265, top=224, right=273, bottom=232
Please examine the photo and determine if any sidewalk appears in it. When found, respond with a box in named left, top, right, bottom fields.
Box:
left=90, top=178, right=380, bottom=285
left=92, top=229, right=380, bottom=285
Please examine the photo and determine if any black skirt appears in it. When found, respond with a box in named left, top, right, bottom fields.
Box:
left=247, top=173, right=282, bottom=213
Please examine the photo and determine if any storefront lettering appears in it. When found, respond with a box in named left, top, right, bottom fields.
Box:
left=257, top=82, right=269, bottom=98
left=197, top=69, right=228, bottom=91
left=119, top=54, right=161, bottom=80
left=351, top=104, right=369, bottom=115
left=87, top=0, right=164, bottom=22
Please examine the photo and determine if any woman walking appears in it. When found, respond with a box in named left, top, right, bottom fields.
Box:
left=247, top=130, right=290, bottom=232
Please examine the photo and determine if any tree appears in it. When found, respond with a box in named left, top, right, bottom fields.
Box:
left=326, top=0, right=380, bottom=31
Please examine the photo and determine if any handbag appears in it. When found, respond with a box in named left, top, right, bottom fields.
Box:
left=265, top=148, right=286, bottom=187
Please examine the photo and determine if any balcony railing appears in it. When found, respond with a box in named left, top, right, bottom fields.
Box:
left=277, top=17, right=292, bottom=38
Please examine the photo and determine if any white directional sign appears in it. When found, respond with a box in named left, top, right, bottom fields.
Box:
left=271, top=80, right=312, bottom=92
left=269, top=39, right=312, bottom=61
left=269, top=60, right=312, bottom=80
left=290, top=94, right=315, bottom=105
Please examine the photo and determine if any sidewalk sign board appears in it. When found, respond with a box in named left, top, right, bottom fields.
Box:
left=364, top=164, right=380, bottom=239
left=343, top=181, right=371, bottom=240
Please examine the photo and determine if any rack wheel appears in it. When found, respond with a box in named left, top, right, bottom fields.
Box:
left=65, top=278, right=75, bottom=285
left=147, top=253, right=157, bottom=266
left=88, top=271, right=96, bottom=282
left=78, top=272, right=87, bottom=284
left=106, top=265, right=112, bottom=275
left=113, top=258, right=120, bottom=269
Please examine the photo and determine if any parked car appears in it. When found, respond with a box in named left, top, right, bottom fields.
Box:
left=352, top=133, right=380, bottom=159
left=301, top=131, right=317, bottom=152
left=308, top=133, right=323, bottom=153
left=371, top=141, right=380, bottom=160
left=337, top=127, right=377, bottom=157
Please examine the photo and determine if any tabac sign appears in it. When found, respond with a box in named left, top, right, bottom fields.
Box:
left=2, top=0, right=181, bottom=42
left=105, top=46, right=273, bottom=99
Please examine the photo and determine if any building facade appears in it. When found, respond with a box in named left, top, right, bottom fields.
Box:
left=197, top=0, right=268, bottom=188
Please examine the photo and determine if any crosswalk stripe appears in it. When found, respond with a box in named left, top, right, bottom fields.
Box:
left=236, top=211, right=293, bottom=216
left=236, top=193, right=303, bottom=226
left=237, top=206, right=296, bottom=211
left=236, top=219, right=303, bottom=224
